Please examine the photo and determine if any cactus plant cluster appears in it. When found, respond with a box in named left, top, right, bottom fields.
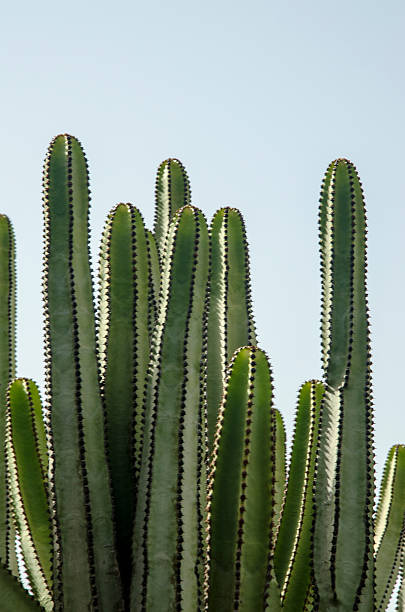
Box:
left=0, top=134, right=404, bottom=611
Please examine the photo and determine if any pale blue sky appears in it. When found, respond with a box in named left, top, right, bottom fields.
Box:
left=1, top=0, right=405, bottom=576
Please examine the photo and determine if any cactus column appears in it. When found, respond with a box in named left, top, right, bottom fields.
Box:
left=131, top=205, right=209, bottom=611
left=42, top=134, right=123, bottom=611
left=314, top=159, right=374, bottom=610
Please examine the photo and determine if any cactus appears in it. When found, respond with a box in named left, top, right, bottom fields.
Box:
left=204, top=346, right=281, bottom=611
left=374, top=445, right=405, bottom=610
left=274, top=380, right=324, bottom=610
left=205, top=207, right=256, bottom=448
left=131, top=205, right=209, bottom=611
left=97, top=203, right=156, bottom=603
left=5, top=378, right=52, bottom=610
left=314, top=158, right=375, bottom=610
left=153, top=158, right=191, bottom=260
left=0, top=137, right=405, bottom=612
left=0, top=215, right=16, bottom=572
left=42, top=134, right=123, bottom=610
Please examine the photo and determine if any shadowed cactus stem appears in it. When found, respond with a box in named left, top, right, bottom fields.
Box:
left=97, top=202, right=156, bottom=604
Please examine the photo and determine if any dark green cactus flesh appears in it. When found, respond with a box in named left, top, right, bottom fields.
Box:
left=42, top=134, right=123, bottom=611
left=205, top=346, right=280, bottom=611
left=206, top=207, right=257, bottom=449
left=131, top=205, right=209, bottom=611
left=153, top=158, right=191, bottom=260
left=314, top=158, right=374, bottom=610
left=0, top=215, right=16, bottom=571
left=97, top=203, right=155, bottom=603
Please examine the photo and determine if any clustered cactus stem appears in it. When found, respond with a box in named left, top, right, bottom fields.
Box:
left=0, top=136, right=404, bottom=612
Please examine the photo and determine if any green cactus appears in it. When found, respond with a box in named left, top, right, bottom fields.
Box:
left=131, top=205, right=209, bottom=611
left=204, top=345, right=281, bottom=611
left=374, top=445, right=405, bottom=610
left=42, top=134, right=123, bottom=610
left=274, top=380, right=324, bottom=610
left=1, top=136, right=405, bottom=612
left=206, top=207, right=257, bottom=449
left=0, top=215, right=16, bottom=572
left=5, top=378, right=52, bottom=610
left=97, top=202, right=156, bottom=603
left=153, top=158, right=191, bottom=260
left=314, top=158, right=375, bottom=610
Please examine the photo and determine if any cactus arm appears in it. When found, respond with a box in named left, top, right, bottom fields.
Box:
left=0, top=562, right=41, bottom=610
left=274, top=380, right=324, bottom=610
left=205, top=346, right=280, bottom=611
left=374, top=445, right=405, bottom=610
left=153, top=158, right=191, bottom=259
left=5, top=379, right=52, bottom=610
left=0, top=215, right=16, bottom=568
left=273, top=408, right=286, bottom=535
left=131, top=205, right=209, bottom=611
left=42, top=134, right=123, bottom=610
left=206, top=208, right=257, bottom=449
left=96, top=203, right=153, bottom=602
left=314, top=159, right=374, bottom=610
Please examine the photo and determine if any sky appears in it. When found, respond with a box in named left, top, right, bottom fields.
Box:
left=1, top=1, right=405, bottom=604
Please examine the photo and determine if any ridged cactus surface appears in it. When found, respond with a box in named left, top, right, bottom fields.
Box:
left=274, top=380, right=324, bottom=610
left=42, top=134, right=123, bottom=611
left=97, top=202, right=156, bottom=603
left=0, top=215, right=16, bottom=571
left=153, top=158, right=190, bottom=260
left=205, top=346, right=281, bottom=611
left=5, top=378, right=52, bottom=610
left=0, top=136, right=404, bottom=612
left=314, top=158, right=374, bottom=610
left=206, top=207, right=256, bottom=448
left=131, top=205, right=209, bottom=611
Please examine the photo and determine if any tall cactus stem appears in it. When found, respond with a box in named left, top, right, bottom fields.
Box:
left=131, top=205, right=209, bottom=611
left=97, top=203, right=154, bottom=602
left=314, top=159, right=375, bottom=610
left=0, top=215, right=16, bottom=570
left=42, top=134, right=123, bottom=611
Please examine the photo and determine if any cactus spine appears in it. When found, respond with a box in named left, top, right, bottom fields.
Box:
left=42, top=134, right=123, bottom=610
left=314, top=159, right=374, bottom=610
left=131, top=205, right=209, bottom=611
